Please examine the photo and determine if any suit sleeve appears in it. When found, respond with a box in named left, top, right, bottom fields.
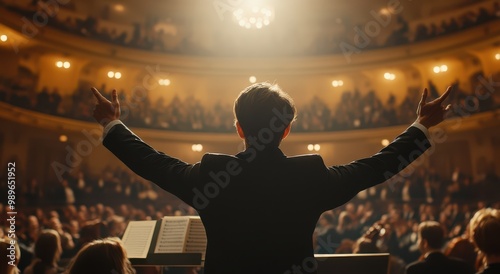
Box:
left=102, top=123, right=199, bottom=205
left=318, top=125, right=432, bottom=210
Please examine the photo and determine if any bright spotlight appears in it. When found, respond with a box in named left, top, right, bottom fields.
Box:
left=0, top=35, right=7, bottom=42
left=114, top=72, right=122, bottom=79
left=108, top=71, right=115, bottom=78
left=249, top=76, right=257, bottom=83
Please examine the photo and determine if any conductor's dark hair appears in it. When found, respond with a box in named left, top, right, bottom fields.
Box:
left=234, top=82, right=296, bottom=148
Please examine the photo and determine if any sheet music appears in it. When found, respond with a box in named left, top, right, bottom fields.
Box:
left=154, top=216, right=190, bottom=253
left=185, top=217, right=207, bottom=259
left=121, top=220, right=156, bottom=258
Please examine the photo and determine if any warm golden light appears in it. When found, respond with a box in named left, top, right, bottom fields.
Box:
left=0, top=35, right=7, bottom=42
left=332, top=80, right=344, bottom=87
left=233, top=3, right=274, bottom=29
left=159, top=79, right=171, bottom=86
left=495, top=53, right=500, bottom=60
left=381, top=139, right=390, bottom=146
left=56, top=61, right=63, bottom=68
left=249, top=76, right=257, bottom=83
left=192, top=144, right=203, bottom=152
left=107, top=71, right=115, bottom=78
left=114, top=72, right=122, bottom=79
left=63, top=61, right=70, bottom=69
left=384, top=73, right=395, bottom=80
left=307, top=144, right=320, bottom=152
left=114, top=4, right=125, bottom=12
left=59, top=135, right=68, bottom=142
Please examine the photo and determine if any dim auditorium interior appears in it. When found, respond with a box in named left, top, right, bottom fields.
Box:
left=0, top=0, right=499, bottom=273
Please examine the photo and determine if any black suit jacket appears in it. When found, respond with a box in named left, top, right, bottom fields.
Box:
left=104, top=123, right=431, bottom=274
left=405, top=252, right=474, bottom=274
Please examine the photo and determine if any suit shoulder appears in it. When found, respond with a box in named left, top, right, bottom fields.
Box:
left=405, top=260, right=425, bottom=273
left=287, top=153, right=324, bottom=164
left=199, top=153, right=242, bottom=170
left=201, top=153, right=239, bottom=163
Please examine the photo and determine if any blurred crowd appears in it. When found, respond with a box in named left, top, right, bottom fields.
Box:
left=1, top=71, right=499, bottom=133
left=1, top=0, right=499, bottom=56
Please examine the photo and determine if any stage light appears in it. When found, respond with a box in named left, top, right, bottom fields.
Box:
left=108, top=71, right=115, bottom=78
left=495, top=53, right=500, bottom=60
left=56, top=61, right=63, bottom=68
left=0, top=35, right=7, bottom=42
left=307, top=144, right=314, bottom=151
left=114, top=72, right=122, bottom=79
left=63, top=61, right=70, bottom=69
left=440, top=65, right=448, bottom=72
left=249, top=76, right=257, bottom=83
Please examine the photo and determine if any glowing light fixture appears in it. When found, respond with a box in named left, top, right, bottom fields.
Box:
left=384, top=73, right=395, bottom=80
left=159, top=79, right=171, bottom=86
left=0, top=35, right=7, bottom=42
left=108, top=71, right=121, bottom=79
left=332, top=80, right=344, bottom=87
left=192, top=144, right=203, bottom=152
left=433, top=65, right=448, bottom=73
left=495, top=53, right=500, bottom=60
left=307, top=144, right=320, bottom=152
left=381, top=139, right=390, bottom=146
left=249, top=76, right=257, bottom=83
left=233, top=3, right=274, bottom=30
left=56, top=61, right=70, bottom=69
left=59, top=135, right=68, bottom=142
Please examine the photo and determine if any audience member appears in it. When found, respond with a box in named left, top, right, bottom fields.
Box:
left=469, top=209, right=500, bottom=274
left=23, top=229, right=63, bottom=274
left=405, top=221, right=474, bottom=274
left=64, top=237, right=135, bottom=274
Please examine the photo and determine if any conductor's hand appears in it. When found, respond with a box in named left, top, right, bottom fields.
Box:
left=91, top=87, right=120, bottom=127
left=416, top=86, right=452, bottom=129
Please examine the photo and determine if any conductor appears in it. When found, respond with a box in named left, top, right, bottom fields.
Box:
left=91, top=83, right=451, bottom=274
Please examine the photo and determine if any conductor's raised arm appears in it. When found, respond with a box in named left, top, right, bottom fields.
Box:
left=90, top=87, right=198, bottom=205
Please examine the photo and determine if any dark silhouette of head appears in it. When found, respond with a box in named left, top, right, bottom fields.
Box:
left=234, top=82, right=296, bottom=149
left=66, top=237, right=134, bottom=274
left=417, top=221, right=444, bottom=252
